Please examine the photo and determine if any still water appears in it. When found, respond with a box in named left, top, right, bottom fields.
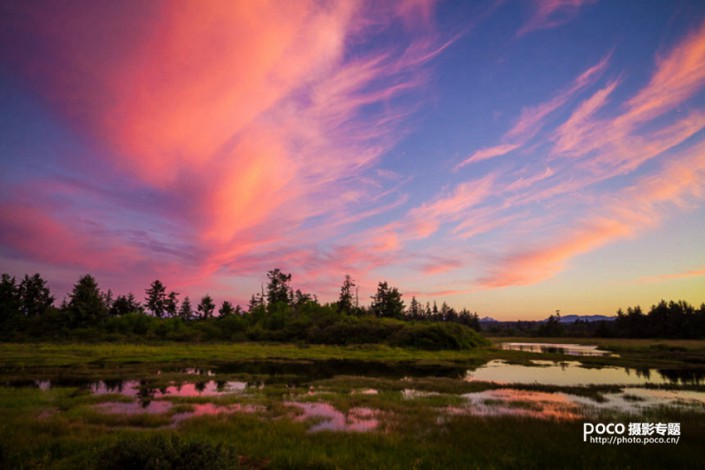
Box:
left=499, top=342, right=614, bottom=357
left=5, top=357, right=705, bottom=428
left=465, top=360, right=705, bottom=386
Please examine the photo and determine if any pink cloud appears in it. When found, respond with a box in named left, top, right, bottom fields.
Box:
left=636, top=267, right=705, bottom=284
left=0, top=203, right=142, bottom=272
left=420, top=257, right=464, bottom=275
left=480, top=141, right=705, bottom=288
left=517, top=0, right=597, bottom=37
left=1, top=1, right=446, bottom=299
left=552, top=80, right=620, bottom=156
left=455, top=143, right=520, bottom=169
left=622, top=18, right=705, bottom=126
left=480, top=217, right=633, bottom=287
left=457, top=54, right=609, bottom=169
left=505, top=54, right=610, bottom=141
left=551, top=18, right=705, bottom=175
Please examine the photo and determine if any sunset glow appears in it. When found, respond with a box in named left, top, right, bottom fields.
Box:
left=1, top=0, right=704, bottom=319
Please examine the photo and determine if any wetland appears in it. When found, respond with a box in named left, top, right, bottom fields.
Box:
left=1, top=340, right=705, bottom=468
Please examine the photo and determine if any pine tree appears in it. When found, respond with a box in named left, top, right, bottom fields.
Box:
left=0, top=273, right=21, bottom=324
left=219, top=300, right=235, bottom=317
left=178, top=296, right=194, bottom=320
left=67, top=274, right=108, bottom=326
left=165, top=291, right=179, bottom=317
left=18, top=273, right=54, bottom=317
left=110, top=293, right=142, bottom=316
left=338, top=275, right=355, bottom=314
left=197, top=295, right=215, bottom=319
left=145, top=280, right=167, bottom=317
left=266, top=269, right=292, bottom=306
left=370, top=281, right=405, bottom=319
left=408, top=296, right=422, bottom=320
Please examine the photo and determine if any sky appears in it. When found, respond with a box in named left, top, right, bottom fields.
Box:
left=1, top=0, right=704, bottom=320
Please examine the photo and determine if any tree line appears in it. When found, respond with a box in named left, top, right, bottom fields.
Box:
left=482, top=300, right=705, bottom=339
left=0, top=270, right=486, bottom=350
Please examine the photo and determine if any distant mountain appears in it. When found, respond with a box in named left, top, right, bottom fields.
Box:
left=479, top=316, right=499, bottom=323
left=555, top=314, right=616, bottom=323
left=480, top=314, right=616, bottom=323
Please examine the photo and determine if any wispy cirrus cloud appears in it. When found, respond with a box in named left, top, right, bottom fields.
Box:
left=0, top=0, right=446, bottom=298
left=517, top=0, right=597, bottom=37
left=455, top=53, right=610, bottom=169
left=480, top=139, right=705, bottom=288
left=636, top=267, right=705, bottom=284
left=460, top=17, right=705, bottom=289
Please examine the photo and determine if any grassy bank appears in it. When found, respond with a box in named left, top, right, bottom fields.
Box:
left=1, top=381, right=703, bottom=469
left=2, top=340, right=705, bottom=468
left=0, top=342, right=493, bottom=368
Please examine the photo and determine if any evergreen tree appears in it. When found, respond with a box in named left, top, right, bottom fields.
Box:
left=266, top=269, right=292, bottom=306
left=18, top=273, right=54, bottom=317
left=197, top=295, right=215, bottom=319
left=178, top=296, right=194, bottom=320
left=370, top=281, right=405, bottom=319
left=0, top=273, right=21, bottom=324
left=110, top=293, right=142, bottom=316
left=145, top=280, right=167, bottom=317
left=337, top=275, right=355, bottom=314
left=247, top=293, right=264, bottom=312
left=67, top=274, right=108, bottom=326
left=293, top=289, right=316, bottom=308
left=165, top=291, right=179, bottom=317
left=407, top=296, right=422, bottom=320
left=102, top=289, right=114, bottom=312
left=219, top=300, right=235, bottom=317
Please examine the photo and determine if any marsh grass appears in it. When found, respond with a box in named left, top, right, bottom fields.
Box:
left=2, top=382, right=705, bottom=469
left=2, top=340, right=705, bottom=468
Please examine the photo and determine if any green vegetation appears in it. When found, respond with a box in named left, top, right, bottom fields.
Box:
left=2, top=268, right=705, bottom=467
left=1, top=340, right=704, bottom=468
left=0, top=271, right=486, bottom=351
left=484, top=300, right=705, bottom=338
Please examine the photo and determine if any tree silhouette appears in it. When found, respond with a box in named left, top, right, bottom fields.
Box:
left=178, top=296, right=194, bottom=320
left=0, top=273, right=21, bottom=323
left=337, top=275, right=355, bottom=314
left=407, top=296, right=422, bottom=320
left=110, top=293, right=142, bottom=316
left=145, top=280, right=167, bottom=317
left=18, top=273, right=54, bottom=317
left=67, top=274, right=107, bottom=326
left=219, top=300, right=235, bottom=317
left=197, top=295, right=215, bottom=319
left=165, top=291, right=179, bottom=317
left=266, top=269, right=292, bottom=306
left=370, top=281, right=405, bottom=319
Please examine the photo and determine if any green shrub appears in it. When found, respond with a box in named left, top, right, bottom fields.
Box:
left=98, top=434, right=237, bottom=470
left=392, top=322, right=488, bottom=350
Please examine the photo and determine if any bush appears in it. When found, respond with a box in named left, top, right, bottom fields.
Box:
left=98, top=434, right=237, bottom=470
left=392, top=322, right=489, bottom=350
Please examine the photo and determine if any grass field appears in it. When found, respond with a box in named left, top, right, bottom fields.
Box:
left=1, top=340, right=704, bottom=468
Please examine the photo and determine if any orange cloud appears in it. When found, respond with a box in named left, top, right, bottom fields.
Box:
left=551, top=18, right=705, bottom=175
left=420, top=257, right=464, bottom=275
left=2, top=1, right=445, bottom=295
left=480, top=217, right=633, bottom=287
left=481, top=141, right=705, bottom=288
left=637, top=267, right=705, bottom=284
left=622, top=18, right=705, bottom=126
